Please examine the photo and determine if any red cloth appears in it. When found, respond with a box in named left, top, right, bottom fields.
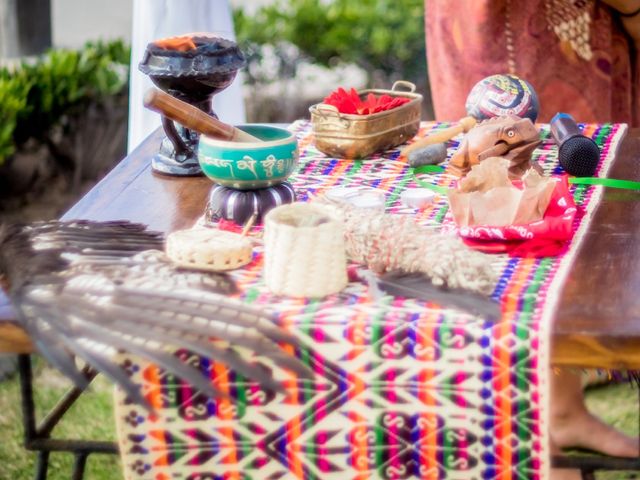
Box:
left=457, top=176, right=577, bottom=257
left=217, top=219, right=245, bottom=233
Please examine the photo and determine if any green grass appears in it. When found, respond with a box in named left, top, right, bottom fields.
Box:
left=0, top=360, right=637, bottom=479
left=586, top=382, right=639, bottom=480
left=0, top=359, right=122, bottom=480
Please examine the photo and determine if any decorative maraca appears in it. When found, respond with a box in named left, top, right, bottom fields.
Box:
left=402, top=74, right=539, bottom=156
left=465, top=74, right=539, bottom=123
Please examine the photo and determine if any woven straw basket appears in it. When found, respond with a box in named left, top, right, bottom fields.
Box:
left=264, top=203, right=347, bottom=298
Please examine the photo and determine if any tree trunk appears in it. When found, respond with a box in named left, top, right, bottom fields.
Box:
left=0, top=0, right=51, bottom=58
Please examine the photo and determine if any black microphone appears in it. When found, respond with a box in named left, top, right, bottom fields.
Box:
left=550, top=113, right=601, bottom=177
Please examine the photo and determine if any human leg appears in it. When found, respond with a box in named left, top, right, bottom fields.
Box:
left=550, top=368, right=638, bottom=458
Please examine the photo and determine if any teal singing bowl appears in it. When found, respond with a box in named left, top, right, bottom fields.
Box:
left=198, top=125, right=299, bottom=190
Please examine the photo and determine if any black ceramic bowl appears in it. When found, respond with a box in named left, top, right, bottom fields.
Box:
left=139, top=35, right=246, bottom=107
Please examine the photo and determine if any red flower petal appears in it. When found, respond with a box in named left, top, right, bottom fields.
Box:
left=322, top=87, right=411, bottom=115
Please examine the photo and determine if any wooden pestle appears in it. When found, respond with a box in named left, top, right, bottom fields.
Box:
left=144, top=89, right=261, bottom=142
left=401, top=116, right=477, bottom=156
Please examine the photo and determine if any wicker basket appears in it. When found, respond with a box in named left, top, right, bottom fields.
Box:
left=264, top=203, right=347, bottom=298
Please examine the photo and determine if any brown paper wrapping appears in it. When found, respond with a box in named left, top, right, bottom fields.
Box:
left=448, top=157, right=556, bottom=227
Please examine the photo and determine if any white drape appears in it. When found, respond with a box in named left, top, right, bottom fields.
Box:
left=127, top=0, right=246, bottom=152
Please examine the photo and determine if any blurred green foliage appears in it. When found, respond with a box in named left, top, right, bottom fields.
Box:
left=0, top=78, right=29, bottom=163
left=0, top=40, right=130, bottom=165
left=233, top=0, right=426, bottom=86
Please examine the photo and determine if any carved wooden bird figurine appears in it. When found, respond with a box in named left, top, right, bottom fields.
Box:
left=0, top=220, right=310, bottom=408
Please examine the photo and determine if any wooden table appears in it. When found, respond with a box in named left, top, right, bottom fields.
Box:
left=2, top=128, right=640, bottom=370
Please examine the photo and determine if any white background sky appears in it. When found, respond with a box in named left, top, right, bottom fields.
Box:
left=53, top=0, right=271, bottom=48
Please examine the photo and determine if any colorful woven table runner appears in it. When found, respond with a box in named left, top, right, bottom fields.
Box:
left=115, top=121, right=627, bottom=480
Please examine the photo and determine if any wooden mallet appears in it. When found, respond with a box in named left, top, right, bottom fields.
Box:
left=144, top=88, right=261, bottom=143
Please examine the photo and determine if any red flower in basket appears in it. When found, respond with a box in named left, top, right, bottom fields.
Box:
left=323, top=87, right=410, bottom=115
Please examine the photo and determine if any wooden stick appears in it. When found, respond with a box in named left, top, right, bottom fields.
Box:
left=144, top=89, right=261, bottom=143
left=240, top=213, right=258, bottom=237
left=402, top=116, right=477, bottom=156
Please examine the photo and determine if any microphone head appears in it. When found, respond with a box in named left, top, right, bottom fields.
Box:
left=558, top=136, right=600, bottom=177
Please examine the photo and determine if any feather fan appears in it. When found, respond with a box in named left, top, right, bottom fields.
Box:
left=0, top=220, right=310, bottom=408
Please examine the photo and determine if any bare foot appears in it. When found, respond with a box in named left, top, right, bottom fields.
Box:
left=552, top=407, right=639, bottom=457
left=551, top=369, right=639, bottom=458
left=550, top=468, right=582, bottom=480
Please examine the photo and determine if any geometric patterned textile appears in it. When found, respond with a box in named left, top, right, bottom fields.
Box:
left=115, top=121, right=627, bottom=480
